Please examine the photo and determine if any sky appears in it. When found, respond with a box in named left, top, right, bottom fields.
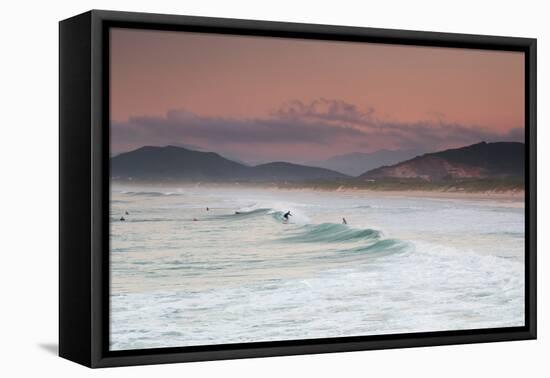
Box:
left=110, top=27, right=525, bottom=164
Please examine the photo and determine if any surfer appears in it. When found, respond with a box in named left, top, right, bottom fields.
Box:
left=125, top=211, right=129, bottom=215
left=193, top=218, right=199, bottom=222
left=120, top=216, right=125, bottom=221
left=235, top=211, right=241, bottom=215
left=283, top=211, right=292, bottom=221
left=206, top=207, right=209, bottom=211
left=342, top=217, right=347, bottom=225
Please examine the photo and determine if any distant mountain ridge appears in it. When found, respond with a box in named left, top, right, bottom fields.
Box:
left=307, top=149, right=422, bottom=176
left=360, top=142, right=524, bottom=181
left=111, top=145, right=349, bottom=181
left=112, top=142, right=525, bottom=183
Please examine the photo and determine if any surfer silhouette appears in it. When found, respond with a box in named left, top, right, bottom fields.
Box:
left=342, top=217, right=347, bottom=225
left=120, top=216, right=125, bottom=221
left=283, top=211, right=292, bottom=221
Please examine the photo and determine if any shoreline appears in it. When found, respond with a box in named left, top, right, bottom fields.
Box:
left=268, top=186, right=525, bottom=205
left=290, top=186, right=524, bottom=201
left=112, top=181, right=525, bottom=204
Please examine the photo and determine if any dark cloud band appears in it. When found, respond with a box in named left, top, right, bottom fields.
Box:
left=111, top=99, right=524, bottom=158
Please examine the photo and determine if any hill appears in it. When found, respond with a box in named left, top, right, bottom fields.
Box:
left=111, top=145, right=348, bottom=182
left=360, top=142, right=524, bottom=181
left=307, top=149, right=421, bottom=176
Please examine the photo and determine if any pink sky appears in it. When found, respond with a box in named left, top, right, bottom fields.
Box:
left=110, top=28, right=525, bottom=163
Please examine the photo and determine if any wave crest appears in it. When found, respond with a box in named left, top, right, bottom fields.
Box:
left=281, top=223, right=381, bottom=244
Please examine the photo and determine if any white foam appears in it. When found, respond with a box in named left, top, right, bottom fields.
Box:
left=110, top=185, right=525, bottom=350
left=238, top=201, right=312, bottom=225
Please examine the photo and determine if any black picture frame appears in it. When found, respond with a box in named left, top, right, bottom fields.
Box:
left=59, top=9, right=537, bottom=368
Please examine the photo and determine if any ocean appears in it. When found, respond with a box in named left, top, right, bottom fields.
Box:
left=110, top=185, right=525, bottom=350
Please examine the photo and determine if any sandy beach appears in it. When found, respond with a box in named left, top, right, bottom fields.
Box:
left=117, top=181, right=524, bottom=205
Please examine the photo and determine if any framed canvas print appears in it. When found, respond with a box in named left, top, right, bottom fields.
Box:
left=59, top=10, right=537, bottom=368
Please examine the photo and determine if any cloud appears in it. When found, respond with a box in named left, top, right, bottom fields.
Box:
left=271, top=99, right=524, bottom=151
left=112, top=106, right=367, bottom=154
left=111, top=99, right=524, bottom=159
left=273, top=98, right=375, bottom=125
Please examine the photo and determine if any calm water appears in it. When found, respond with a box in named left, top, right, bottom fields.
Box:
left=110, top=185, right=525, bottom=350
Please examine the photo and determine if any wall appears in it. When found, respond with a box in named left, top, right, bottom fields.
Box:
left=1, top=0, right=546, bottom=376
